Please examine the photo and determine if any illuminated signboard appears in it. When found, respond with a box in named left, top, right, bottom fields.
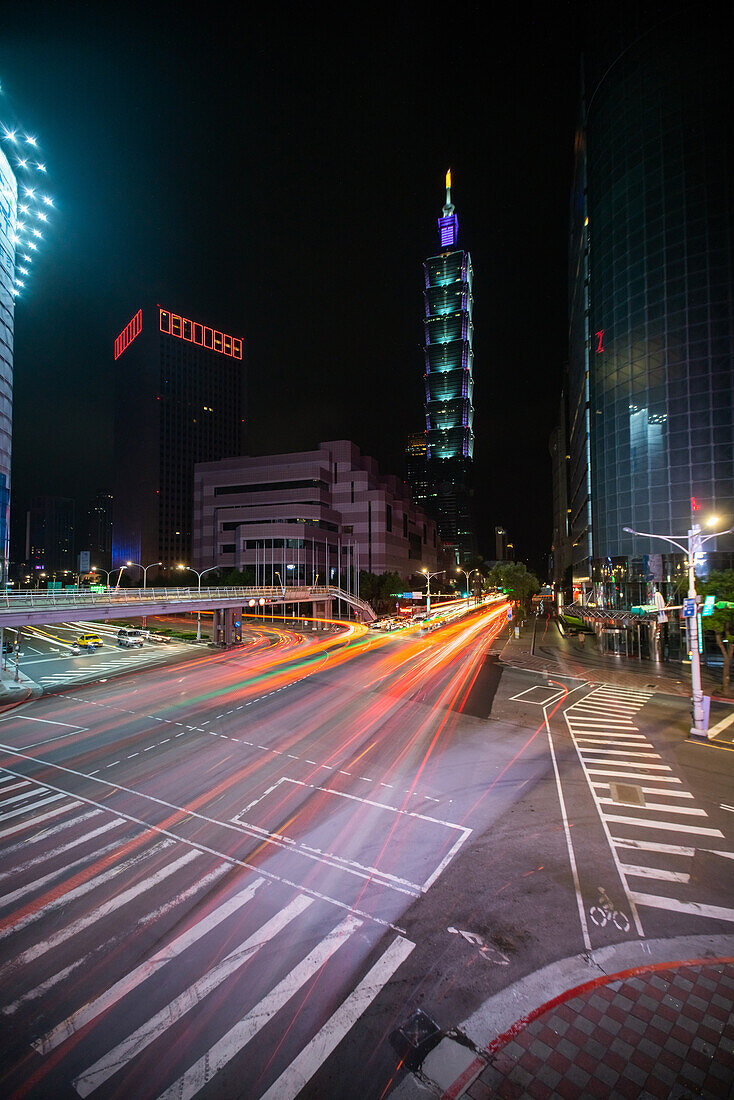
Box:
left=159, top=308, right=243, bottom=359
left=114, top=309, right=142, bottom=360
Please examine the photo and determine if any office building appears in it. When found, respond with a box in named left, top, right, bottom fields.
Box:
left=193, top=439, right=439, bottom=585
left=112, top=305, right=246, bottom=568
left=565, top=10, right=733, bottom=605
left=405, top=432, right=428, bottom=508
left=25, top=496, right=76, bottom=577
left=421, top=171, right=475, bottom=562
left=0, top=145, right=15, bottom=579
left=549, top=394, right=572, bottom=600
left=85, top=491, right=113, bottom=571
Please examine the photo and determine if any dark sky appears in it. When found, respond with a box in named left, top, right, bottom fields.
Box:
left=1, top=3, right=587, bottom=573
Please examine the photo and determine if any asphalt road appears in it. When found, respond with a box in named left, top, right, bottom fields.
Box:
left=0, top=603, right=732, bottom=1100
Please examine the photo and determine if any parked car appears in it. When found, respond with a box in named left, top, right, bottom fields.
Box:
left=117, top=628, right=145, bottom=648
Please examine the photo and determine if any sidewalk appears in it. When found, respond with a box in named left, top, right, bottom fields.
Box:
left=392, top=936, right=734, bottom=1100
left=491, top=618, right=729, bottom=703
left=0, top=665, right=41, bottom=703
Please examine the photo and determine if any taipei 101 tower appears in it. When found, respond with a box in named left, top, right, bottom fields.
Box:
left=419, top=170, right=475, bottom=561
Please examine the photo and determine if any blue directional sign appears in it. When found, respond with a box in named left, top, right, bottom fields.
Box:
left=683, top=597, right=696, bottom=618
left=506, top=606, right=513, bottom=620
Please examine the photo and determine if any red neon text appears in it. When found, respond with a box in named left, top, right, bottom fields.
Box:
left=595, top=330, right=604, bottom=353
left=159, top=308, right=243, bottom=359
left=114, top=309, right=143, bottom=360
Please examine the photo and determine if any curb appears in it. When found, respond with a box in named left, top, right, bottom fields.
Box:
left=390, top=933, right=734, bottom=1099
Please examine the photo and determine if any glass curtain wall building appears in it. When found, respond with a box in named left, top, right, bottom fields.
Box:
left=422, top=171, right=475, bottom=561
left=566, top=10, right=733, bottom=606
left=0, top=147, right=16, bottom=580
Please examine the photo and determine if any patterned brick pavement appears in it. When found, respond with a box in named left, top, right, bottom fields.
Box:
left=461, top=960, right=734, bottom=1100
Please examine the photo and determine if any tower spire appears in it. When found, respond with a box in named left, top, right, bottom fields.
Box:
left=437, top=168, right=458, bottom=248
left=443, top=168, right=455, bottom=215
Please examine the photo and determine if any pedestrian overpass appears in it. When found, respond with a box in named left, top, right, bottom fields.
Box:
left=0, top=585, right=376, bottom=632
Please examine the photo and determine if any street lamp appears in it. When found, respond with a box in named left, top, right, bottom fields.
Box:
left=177, top=564, right=221, bottom=642
left=456, top=567, right=480, bottom=599
left=91, top=566, right=126, bottom=589
left=623, top=515, right=734, bottom=738
left=125, top=560, right=162, bottom=588
left=420, top=568, right=443, bottom=616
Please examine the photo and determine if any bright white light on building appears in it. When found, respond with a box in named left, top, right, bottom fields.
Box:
left=25, top=134, right=37, bottom=146
left=2, top=128, right=16, bottom=141
left=42, top=195, right=52, bottom=205
left=36, top=162, right=46, bottom=172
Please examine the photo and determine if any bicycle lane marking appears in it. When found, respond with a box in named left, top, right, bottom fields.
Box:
left=546, top=681, right=644, bottom=949
left=542, top=680, right=593, bottom=951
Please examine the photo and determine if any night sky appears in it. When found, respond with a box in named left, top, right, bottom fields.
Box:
left=0, top=3, right=589, bottom=574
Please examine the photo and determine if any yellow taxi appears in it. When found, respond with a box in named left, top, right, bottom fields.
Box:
left=77, top=634, right=104, bottom=648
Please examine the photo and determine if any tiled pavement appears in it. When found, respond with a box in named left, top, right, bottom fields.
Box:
left=464, top=960, right=734, bottom=1100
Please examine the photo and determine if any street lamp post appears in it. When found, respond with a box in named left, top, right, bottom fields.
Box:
left=457, top=567, right=480, bottom=600
left=623, top=517, right=734, bottom=738
left=125, top=560, right=163, bottom=588
left=177, top=564, right=220, bottom=642
left=91, top=566, right=126, bottom=589
left=421, top=568, right=443, bottom=616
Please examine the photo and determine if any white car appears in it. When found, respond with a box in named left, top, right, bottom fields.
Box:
left=117, top=628, right=145, bottom=648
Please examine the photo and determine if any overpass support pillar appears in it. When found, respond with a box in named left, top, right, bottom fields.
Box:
left=212, top=608, right=237, bottom=646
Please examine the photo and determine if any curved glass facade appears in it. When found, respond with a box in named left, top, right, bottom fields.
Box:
left=585, top=15, right=733, bottom=570
left=0, top=147, right=16, bottom=577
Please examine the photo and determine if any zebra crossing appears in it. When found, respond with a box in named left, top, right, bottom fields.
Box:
left=564, top=685, right=734, bottom=930
left=0, top=769, right=414, bottom=1098
left=35, top=644, right=188, bottom=687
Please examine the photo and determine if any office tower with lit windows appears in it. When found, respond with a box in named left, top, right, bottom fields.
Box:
left=422, top=171, right=475, bottom=561
left=405, top=431, right=428, bottom=507
left=0, top=146, right=15, bottom=578
left=112, top=305, right=246, bottom=568
left=565, top=9, right=733, bottom=606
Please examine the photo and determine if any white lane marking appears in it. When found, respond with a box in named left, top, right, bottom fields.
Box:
left=630, top=891, right=734, bottom=924
left=0, top=840, right=177, bottom=951
left=0, top=800, right=84, bottom=841
left=0, top=779, right=31, bottom=793
left=708, top=711, right=734, bottom=736
left=0, top=821, right=125, bottom=890
left=586, top=761, right=672, bottom=771
left=614, top=838, right=696, bottom=857
left=592, top=784, right=693, bottom=800
left=74, top=894, right=314, bottom=1096
left=0, top=754, right=405, bottom=933
left=598, top=798, right=707, bottom=817
left=544, top=705, right=590, bottom=951
left=0, top=836, right=126, bottom=908
left=156, top=913, right=362, bottom=1100
left=721, top=803, right=734, bottom=813
left=606, top=815, right=723, bottom=837
left=0, top=810, right=102, bottom=860
left=0, top=791, right=67, bottom=824
left=622, top=865, right=691, bottom=883
left=577, top=749, right=661, bottom=759
left=4, top=861, right=232, bottom=1016
left=0, top=715, right=87, bottom=729
left=588, top=769, right=679, bottom=782
left=259, top=935, right=416, bottom=1100
left=576, top=738, right=649, bottom=749
left=36, top=876, right=266, bottom=1054
left=0, top=787, right=49, bottom=809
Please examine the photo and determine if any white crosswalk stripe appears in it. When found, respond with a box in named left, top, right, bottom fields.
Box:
left=0, top=786, right=415, bottom=1098
left=565, top=685, right=734, bottom=925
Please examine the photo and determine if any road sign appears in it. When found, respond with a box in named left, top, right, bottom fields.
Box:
left=683, top=597, right=696, bottom=618
left=702, top=595, right=716, bottom=616
left=506, top=606, right=513, bottom=620
left=234, top=620, right=241, bottom=628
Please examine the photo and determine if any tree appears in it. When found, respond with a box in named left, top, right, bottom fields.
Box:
left=700, top=570, right=734, bottom=696
left=487, top=562, right=540, bottom=609
left=358, top=571, right=403, bottom=614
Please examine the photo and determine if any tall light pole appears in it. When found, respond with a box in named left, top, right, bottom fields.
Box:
left=125, top=560, right=162, bottom=588
left=623, top=515, right=733, bottom=738
left=177, top=564, right=220, bottom=642
left=92, top=566, right=126, bottom=589
left=421, top=568, right=443, bottom=615
left=456, top=566, right=480, bottom=599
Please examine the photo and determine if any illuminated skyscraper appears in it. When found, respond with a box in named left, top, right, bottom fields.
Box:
left=422, top=171, right=475, bottom=561
left=0, top=146, right=15, bottom=577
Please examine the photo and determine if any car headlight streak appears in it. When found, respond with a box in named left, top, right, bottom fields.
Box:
left=0, top=95, right=54, bottom=297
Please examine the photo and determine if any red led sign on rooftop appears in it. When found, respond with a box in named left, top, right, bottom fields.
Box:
left=159, top=308, right=243, bottom=359
left=114, top=309, right=142, bottom=360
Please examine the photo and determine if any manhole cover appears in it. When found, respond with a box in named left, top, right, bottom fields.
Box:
left=390, top=1009, right=442, bottom=1069
left=610, top=782, right=645, bottom=807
